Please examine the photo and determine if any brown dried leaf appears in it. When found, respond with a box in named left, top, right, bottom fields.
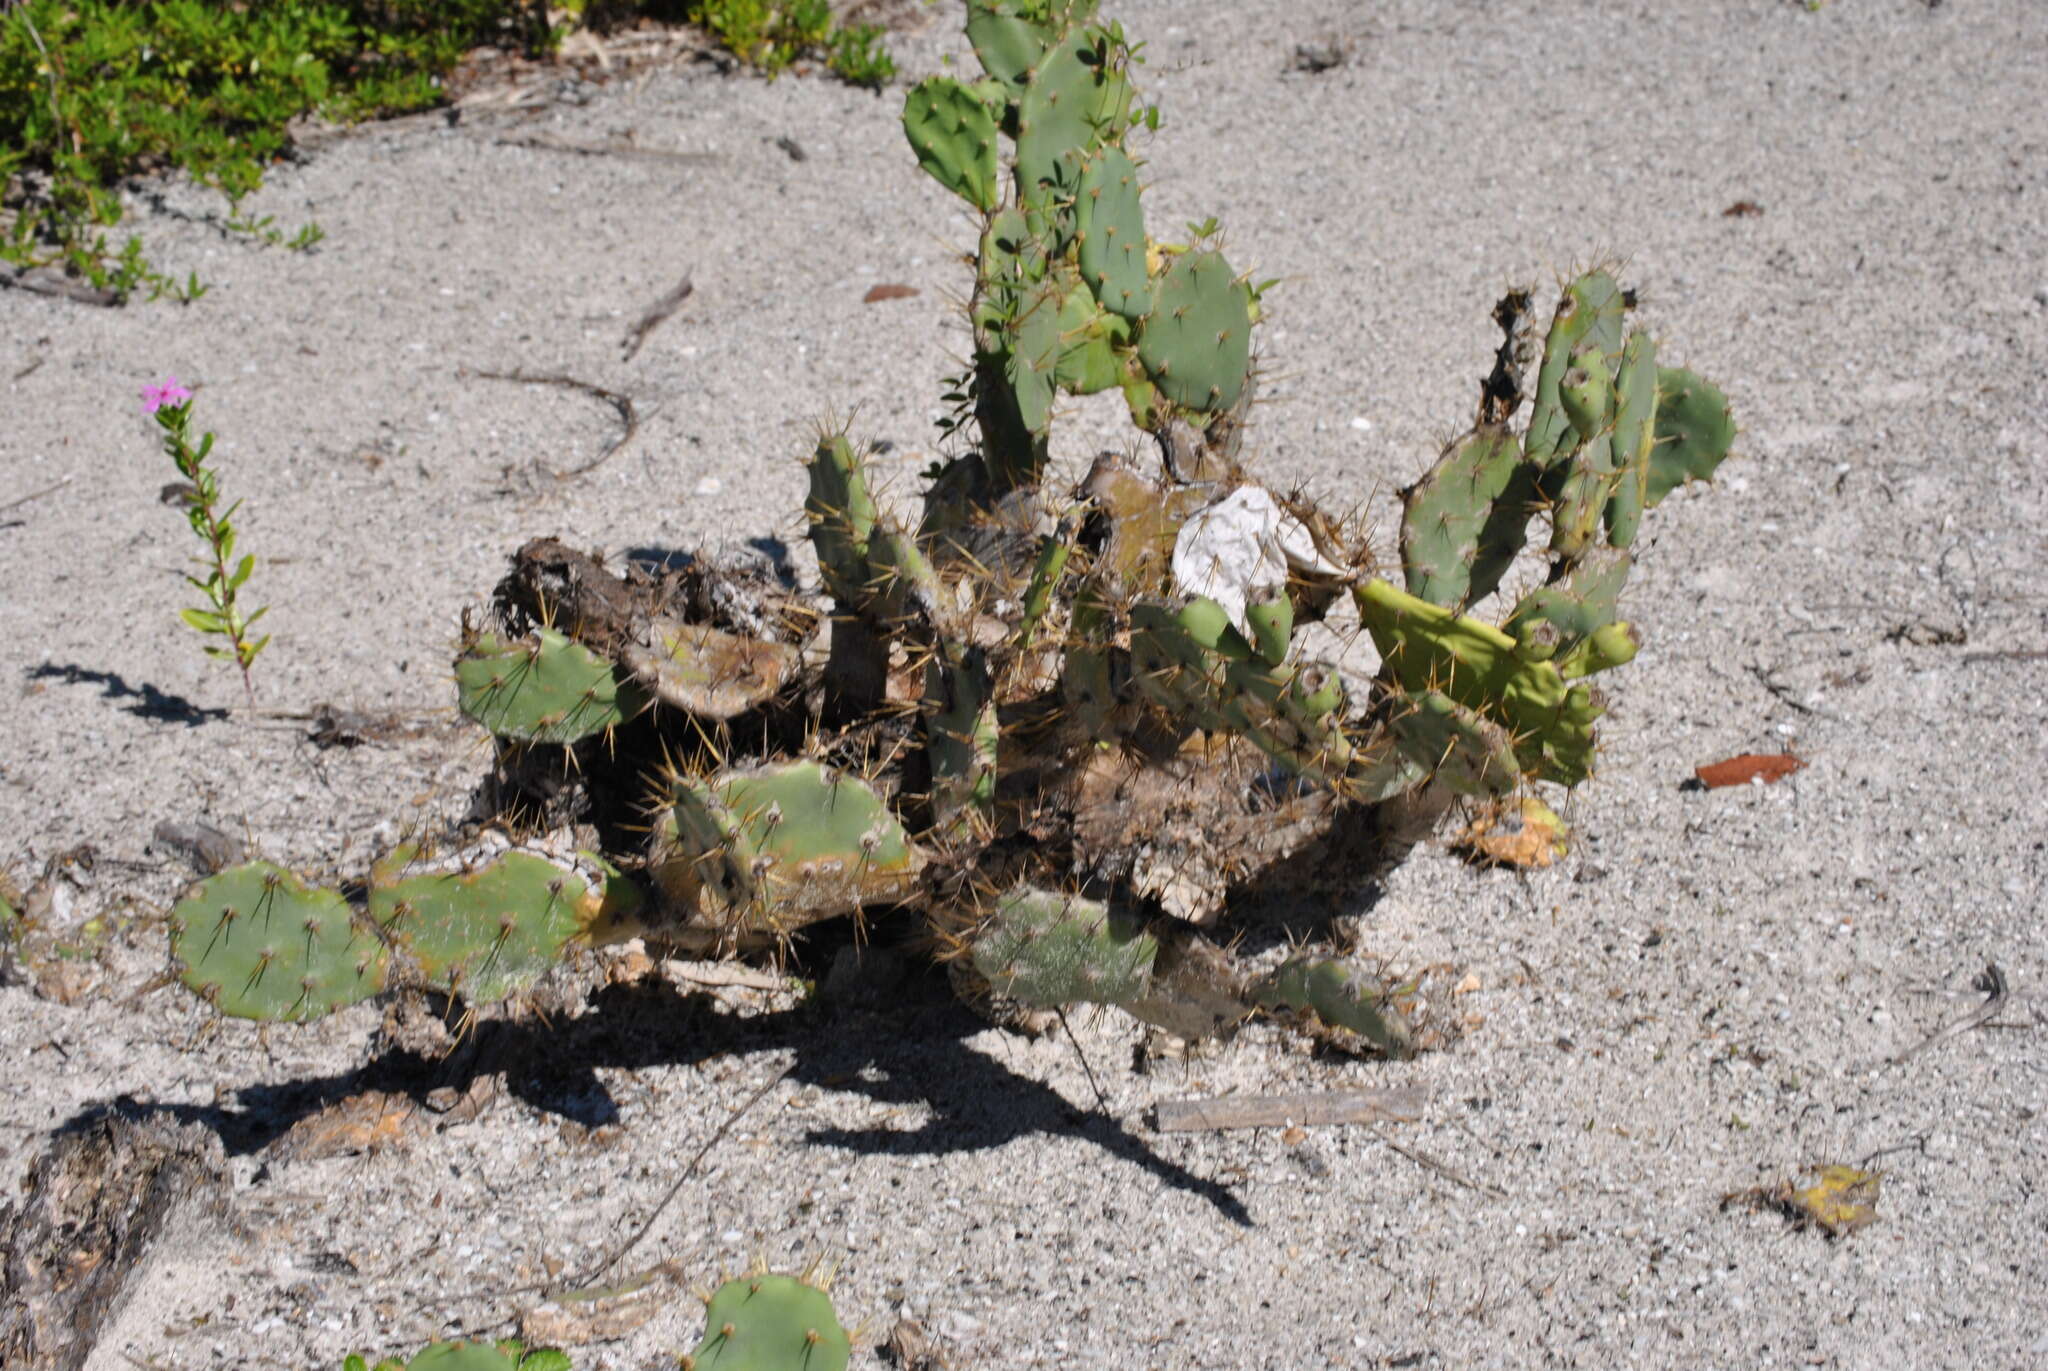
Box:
left=863, top=283, right=919, bottom=303
left=1695, top=753, right=1806, bottom=788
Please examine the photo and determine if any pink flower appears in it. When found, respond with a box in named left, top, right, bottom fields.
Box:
left=141, top=375, right=192, bottom=414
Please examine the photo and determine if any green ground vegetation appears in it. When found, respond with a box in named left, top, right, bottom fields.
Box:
left=0, top=1, right=891, bottom=297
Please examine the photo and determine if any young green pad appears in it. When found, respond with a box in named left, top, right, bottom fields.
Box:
left=456, top=629, right=641, bottom=745
left=1075, top=146, right=1149, bottom=319
left=1647, top=367, right=1736, bottom=504
left=971, top=886, right=1157, bottom=1008
left=1254, top=957, right=1413, bottom=1057
left=370, top=851, right=594, bottom=1004
left=686, top=1272, right=850, bottom=1371
left=1355, top=578, right=1605, bottom=786
left=171, top=861, right=387, bottom=1022
left=1503, top=545, right=1633, bottom=663
left=664, top=761, right=924, bottom=932
left=1137, top=249, right=1253, bottom=413
left=902, top=76, right=999, bottom=212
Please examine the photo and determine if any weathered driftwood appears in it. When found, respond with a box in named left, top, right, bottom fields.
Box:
left=0, top=1116, right=226, bottom=1371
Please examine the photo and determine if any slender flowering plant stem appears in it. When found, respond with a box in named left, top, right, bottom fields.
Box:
left=143, top=376, right=269, bottom=706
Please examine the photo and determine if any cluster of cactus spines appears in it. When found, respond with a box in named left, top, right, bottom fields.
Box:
left=684, top=1264, right=851, bottom=1371
left=172, top=848, right=625, bottom=1020
left=170, top=2, right=1735, bottom=1048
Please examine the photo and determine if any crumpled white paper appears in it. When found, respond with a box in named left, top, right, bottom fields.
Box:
left=1170, top=485, right=1350, bottom=633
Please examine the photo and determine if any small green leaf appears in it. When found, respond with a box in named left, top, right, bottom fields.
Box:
left=230, top=553, right=255, bottom=588
left=181, top=607, right=225, bottom=632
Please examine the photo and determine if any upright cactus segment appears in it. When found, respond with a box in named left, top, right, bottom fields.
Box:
left=925, top=644, right=999, bottom=841
left=1524, top=269, right=1627, bottom=468
left=1075, top=146, right=1148, bottom=317
left=457, top=629, right=643, bottom=744
left=660, top=761, right=924, bottom=934
left=805, top=433, right=941, bottom=632
left=370, top=849, right=598, bottom=1003
left=685, top=1267, right=851, bottom=1371
left=171, top=862, right=387, bottom=1021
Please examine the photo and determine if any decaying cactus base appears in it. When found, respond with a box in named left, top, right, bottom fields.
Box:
left=167, top=2, right=1733, bottom=1063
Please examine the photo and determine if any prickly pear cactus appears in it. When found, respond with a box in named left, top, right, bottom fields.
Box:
left=170, top=2, right=1736, bottom=1060
left=684, top=1266, right=851, bottom=1371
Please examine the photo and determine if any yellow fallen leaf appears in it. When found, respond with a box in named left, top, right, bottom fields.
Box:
left=1788, top=1165, right=1882, bottom=1236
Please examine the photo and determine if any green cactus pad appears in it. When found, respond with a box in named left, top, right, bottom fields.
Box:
left=1604, top=331, right=1659, bottom=547
left=965, top=0, right=1098, bottom=101
left=687, top=1272, right=850, bottom=1371
left=1014, top=25, right=1134, bottom=202
left=1386, top=689, right=1523, bottom=796
left=1254, top=957, right=1413, bottom=1056
left=1355, top=578, right=1604, bottom=786
left=370, top=850, right=595, bottom=1004
left=1503, top=545, right=1633, bottom=664
left=1075, top=146, right=1149, bottom=318
left=971, top=886, right=1156, bottom=1008
left=902, top=76, right=999, bottom=212
left=171, top=862, right=387, bottom=1022
left=1137, top=249, right=1252, bottom=413
left=456, top=629, right=642, bottom=745
left=1400, top=426, right=1531, bottom=609
left=1525, top=270, right=1627, bottom=467
left=1647, top=367, right=1735, bottom=504
left=664, top=761, right=923, bottom=933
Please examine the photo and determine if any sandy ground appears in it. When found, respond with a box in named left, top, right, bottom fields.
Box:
left=3, top=0, right=2045, bottom=1367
